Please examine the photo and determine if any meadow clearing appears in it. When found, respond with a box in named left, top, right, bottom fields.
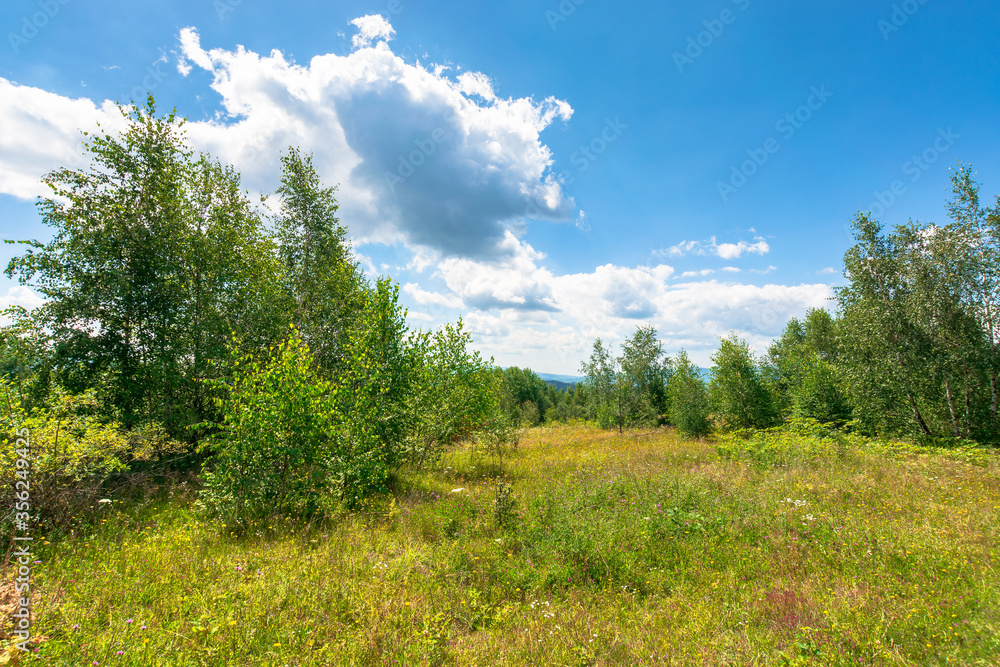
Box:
left=3, top=422, right=999, bottom=666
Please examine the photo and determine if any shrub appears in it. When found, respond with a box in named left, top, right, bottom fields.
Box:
left=0, top=383, right=183, bottom=536
left=405, top=319, right=501, bottom=468
left=199, top=328, right=342, bottom=526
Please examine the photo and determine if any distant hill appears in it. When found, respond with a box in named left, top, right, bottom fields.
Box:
left=527, top=369, right=713, bottom=391
left=536, top=372, right=585, bottom=390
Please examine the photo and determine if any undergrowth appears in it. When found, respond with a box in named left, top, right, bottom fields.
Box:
left=3, top=423, right=999, bottom=665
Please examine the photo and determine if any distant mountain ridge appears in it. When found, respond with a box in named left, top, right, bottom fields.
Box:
left=535, top=372, right=587, bottom=386
left=518, top=369, right=713, bottom=391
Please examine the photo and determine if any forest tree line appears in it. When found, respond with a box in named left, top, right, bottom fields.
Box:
left=507, top=165, right=1000, bottom=445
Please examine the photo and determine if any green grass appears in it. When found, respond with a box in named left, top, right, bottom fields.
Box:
left=4, top=423, right=1000, bottom=665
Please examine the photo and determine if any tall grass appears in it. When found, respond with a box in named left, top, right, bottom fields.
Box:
left=4, top=424, right=999, bottom=665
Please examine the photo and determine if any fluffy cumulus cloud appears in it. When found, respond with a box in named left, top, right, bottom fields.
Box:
left=421, top=234, right=833, bottom=371
left=0, top=16, right=574, bottom=261
left=350, top=14, right=395, bottom=49
left=656, top=234, right=770, bottom=260
left=0, top=79, right=128, bottom=200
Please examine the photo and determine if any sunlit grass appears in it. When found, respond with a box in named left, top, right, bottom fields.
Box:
left=5, top=423, right=1000, bottom=665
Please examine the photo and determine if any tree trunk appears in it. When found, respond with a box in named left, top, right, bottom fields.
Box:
left=944, top=378, right=960, bottom=437
left=905, top=391, right=932, bottom=436
left=991, top=370, right=998, bottom=418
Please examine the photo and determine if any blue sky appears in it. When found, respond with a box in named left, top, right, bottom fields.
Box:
left=2, top=0, right=998, bottom=373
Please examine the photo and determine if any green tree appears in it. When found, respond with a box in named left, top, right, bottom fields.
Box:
left=200, top=328, right=339, bottom=525
left=619, top=325, right=671, bottom=426
left=406, top=319, right=502, bottom=467
left=836, top=203, right=996, bottom=439
left=765, top=308, right=848, bottom=423
left=333, top=278, right=414, bottom=496
left=5, top=98, right=284, bottom=437
left=668, top=350, right=711, bottom=438
left=580, top=337, right=621, bottom=430
left=792, top=358, right=852, bottom=426
left=498, top=366, right=549, bottom=425
left=709, top=333, right=779, bottom=431
left=273, top=148, right=367, bottom=375
left=764, top=317, right=806, bottom=417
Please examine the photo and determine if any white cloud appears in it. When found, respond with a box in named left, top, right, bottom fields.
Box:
left=0, top=79, right=127, bottom=200
left=680, top=269, right=714, bottom=278
left=176, top=26, right=212, bottom=76
left=424, top=235, right=832, bottom=371
left=716, top=236, right=769, bottom=259
left=402, top=283, right=464, bottom=309
left=173, top=20, right=575, bottom=259
left=818, top=266, right=837, bottom=275
left=350, top=15, right=396, bottom=49
left=0, top=18, right=575, bottom=261
left=657, top=234, right=770, bottom=260
left=663, top=240, right=699, bottom=258
left=0, top=286, right=44, bottom=314
left=456, top=72, right=496, bottom=102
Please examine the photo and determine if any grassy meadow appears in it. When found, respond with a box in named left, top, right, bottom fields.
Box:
left=3, top=423, right=999, bottom=666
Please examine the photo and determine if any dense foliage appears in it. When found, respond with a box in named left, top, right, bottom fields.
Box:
left=836, top=165, right=999, bottom=440
left=2, top=98, right=510, bottom=525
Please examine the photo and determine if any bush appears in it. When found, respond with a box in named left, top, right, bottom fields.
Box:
left=1, top=383, right=183, bottom=537
left=405, top=319, right=501, bottom=468
left=199, top=329, right=343, bottom=526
